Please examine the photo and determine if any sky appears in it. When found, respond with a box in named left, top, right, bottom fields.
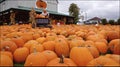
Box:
left=58, top=0, right=119, bottom=21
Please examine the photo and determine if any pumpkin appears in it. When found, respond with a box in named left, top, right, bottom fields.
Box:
left=55, top=38, right=70, bottom=57
left=0, top=40, right=17, bottom=53
left=13, top=47, right=29, bottom=63
left=21, top=32, right=33, bottom=42
left=30, top=44, right=44, bottom=53
left=70, top=47, right=94, bottom=66
left=94, top=42, right=108, bottom=54
left=11, top=37, right=25, bottom=47
left=42, top=50, right=58, bottom=61
left=0, top=51, right=13, bottom=60
left=69, top=39, right=85, bottom=50
left=42, top=41, right=55, bottom=51
left=105, top=54, right=120, bottom=64
left=32, top=33, right=40, bottom=40
left=24, top=40, right=39, bottom=50
left=46, top=55, right=77, bottom=66
left=84, top=44, right=99, bottom=58
left=0, top=55, right=13, bottom=66
left=36, top=37, right=46, bottom=44
left=108, top=39, right=120, bottom=55
left=107, top=31, right=120, bottom=41
left=87, top=56, right=119, bottom=66
left=24, top=52, right=48, bottom=66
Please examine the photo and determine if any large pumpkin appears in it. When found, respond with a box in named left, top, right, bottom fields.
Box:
left=70, top=47, right=94, bottom=66
left=55, top=38, right=70, bottom=57
left=0, top=55, right=13, bottom=66
left=13, top=47, right=29, bottom=63
left=107, top=31, right=120, bottom=41
left=30, top=44, right=44, bottom=53
left=24, top=52, right=48, bottom=66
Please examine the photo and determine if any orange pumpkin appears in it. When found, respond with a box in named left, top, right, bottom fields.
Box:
left=107, top=31, right=120, bottom=41
left=32, top=33, right=40, bottom=40
left=0, top=55, right=13, bottom=66
left=87, top=56, right=119, bottom=66
left=30, top=44, right=44, bottom=53
left=24, top=52, right=48, bottom=66
left=21, top=32, right=33, bottom=42
left=0, top=51, right=13, bottom=60
left=36, top=37, right=46, bottom=44
left=11, top=37, right=25, bottom=47
left=13, top=47, right=29, bottom=63
left=42, top=50, right=58, bottom=61
left=94, top=42, right=108, bottom=54
left=70, top=47, right=94, bottom=66
left=0, top=41, right=17, bottom=53
left=108, top=39, right=120, bottom=55
left=46, top=55, right=77, bottom=66
left=55, top=38, right=70, bottom=57
left=42, top=41, right=55, bottom=51
left=105, top=54, right=120, bottom=64
left=24, top=40, right=39, bottom=50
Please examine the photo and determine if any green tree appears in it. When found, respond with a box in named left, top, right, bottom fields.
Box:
left=109, top=20, right=115, bottom=25
left=117, top=18, right=120, bottom=25
left=101, top=18, right=107, bottom=25
left=69, top=3, right=80, bottom=24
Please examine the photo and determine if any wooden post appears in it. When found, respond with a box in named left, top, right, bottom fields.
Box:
left=10, top=12, right=16, bottom=25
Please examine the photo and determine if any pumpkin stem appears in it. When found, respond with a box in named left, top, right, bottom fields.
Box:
left=4, top=46, right=10, bottom=50
left=33, top=47, right=37, bottom=54
left=59, top=55, right=64, bottom=63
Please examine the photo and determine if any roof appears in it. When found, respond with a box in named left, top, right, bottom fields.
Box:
left=12, top=6, right=72, bottom=17
left=87, top=17, right=101, bottom=21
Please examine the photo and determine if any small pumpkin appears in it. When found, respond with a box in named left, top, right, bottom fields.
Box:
left=30, top=44, right=44, bottom=53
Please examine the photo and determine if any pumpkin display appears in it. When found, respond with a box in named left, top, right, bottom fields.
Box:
left=0, top=55, right=13, bottom=66
left=24, top=52, right=48, bottom=66
left=42, top=50, right=58, bottom=61
left=42, top=41, right=56, bottom=51
left=46, top=55, right=77, bottom=66
left=70, top=47, right=94, bottom=66
left=55, top=38, right=70, bottom=57
left=13, top=47, right=29, bottom=63
left=87, top=56, right=119, bottom=66
left=0, top=24, right=120, bottom=66
left=0, top=40, right=17, bottom=53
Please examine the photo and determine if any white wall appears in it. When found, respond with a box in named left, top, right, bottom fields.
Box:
left=0, top=0, right=58, bottom=12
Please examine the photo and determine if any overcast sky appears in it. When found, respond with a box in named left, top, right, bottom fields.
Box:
left=58, top=0, right=119, bottom=21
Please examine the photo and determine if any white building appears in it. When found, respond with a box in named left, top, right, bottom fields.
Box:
left=0, top=0, right=58, bottom=12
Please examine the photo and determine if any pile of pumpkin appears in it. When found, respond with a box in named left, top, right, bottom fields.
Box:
left=0, top=24, right=120, bottom=66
